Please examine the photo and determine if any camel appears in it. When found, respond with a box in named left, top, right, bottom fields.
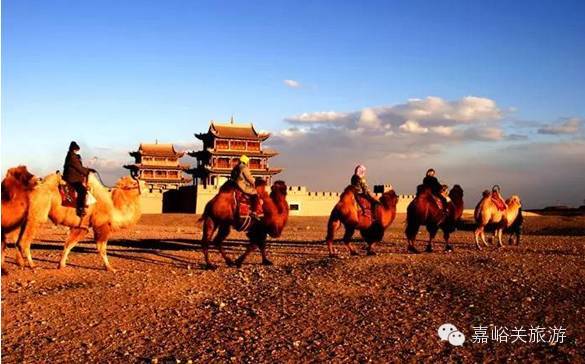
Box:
left=1, top=166, right=38, bottom=275
left=405, top=185, right=464, bottom=253
left=326, top=187, right=399, bottom=257
left=15, top=172, right=142, bottom=272
left=474, top=193, right=522, bottom=250
left=200, top=179, right=289, bottom=269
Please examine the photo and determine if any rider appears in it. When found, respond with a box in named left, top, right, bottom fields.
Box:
left=231, top=155, right=259, bottom=218
left=351, top=164, right=378, bottom=214
left=63, top=141, right=95, bottom=217
left=422, top=168, right=448, bottom=211
left=491, top=185, right=507, bottom=210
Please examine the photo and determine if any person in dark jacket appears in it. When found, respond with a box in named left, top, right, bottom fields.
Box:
left=351, top=164, right=378, bottom=213
left=63, top=141, right=95, bottom=216
left=422, top=168, right=448, bottom=211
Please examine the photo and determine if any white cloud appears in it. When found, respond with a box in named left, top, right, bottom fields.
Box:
left=283, top=79, right=302, bottom=89
left=399, top=120, right=428, bottom=134
left=285, top=111, right=351, bottom=124
left=538, top=117, right=583, bottom=135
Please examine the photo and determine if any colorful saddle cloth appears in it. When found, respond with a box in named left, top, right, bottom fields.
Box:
left=58, top=183, right=96, bottom=208
left=491, top=197, right=507, bottom=211
left=233, top=189, right=264, bottom=231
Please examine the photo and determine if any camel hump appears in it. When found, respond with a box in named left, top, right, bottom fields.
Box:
left=219, top=180, right=237, bottom=193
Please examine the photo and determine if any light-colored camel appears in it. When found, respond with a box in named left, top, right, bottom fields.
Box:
left=200, top=180, right=289, bottom=269
left=1, top=166, right=38, bottom=275
left=474, top=194, right=522, bottom=250
left=326, top=187, right=398, bottom=257
left=16, top=172, right=142, bottom=271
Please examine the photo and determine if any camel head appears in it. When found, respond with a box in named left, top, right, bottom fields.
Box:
left=506, top=195, right=522, bottom=209
left=380, top=189, right=398, bottom=209
left=449, top=184, right=464, bottom=201
left=115, top=176, right=143, bottom=196
left=5, top=165, right=37, bottom=190
left=271, top=180, right=288, bottom=197
left=2, top=165, right=38, bottom=202
left=255, top=178, right=268, bottom=196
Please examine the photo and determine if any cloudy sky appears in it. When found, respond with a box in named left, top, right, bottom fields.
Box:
left=2, top=0, right=584, bottom=208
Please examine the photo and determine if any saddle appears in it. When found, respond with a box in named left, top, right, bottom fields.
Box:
left=233, top=189, right=264, bottom=231
left=491, top=197, right=507, bottom=211
left=356, top=195, right=375, bottom=220
left=58, top=182, right=96, bottom=208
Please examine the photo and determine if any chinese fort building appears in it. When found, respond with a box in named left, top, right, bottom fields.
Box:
left=124, top=142, right=191, bottom=192
left=188, top=120, right=282, bottom=187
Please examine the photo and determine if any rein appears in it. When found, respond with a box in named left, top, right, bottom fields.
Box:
left=92, top=171, right=142, bottom=195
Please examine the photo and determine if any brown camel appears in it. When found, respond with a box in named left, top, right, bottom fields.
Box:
left=405, top=184, right=464, bottom=253
left=474, top=193, right=522, bottom=250
left=15, top=172, right=142, bottom=272
left=326, top=187, right=399, bottom=257
left=200, top=180, right=289, bottom=269
left=1, top=166, right=38, bottom=275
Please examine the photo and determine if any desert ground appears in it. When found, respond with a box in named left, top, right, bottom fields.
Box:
left=2, top=213, right=584, bottom=362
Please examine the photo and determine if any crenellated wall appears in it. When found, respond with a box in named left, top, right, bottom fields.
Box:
left=193, top=184, right=415, bottom=216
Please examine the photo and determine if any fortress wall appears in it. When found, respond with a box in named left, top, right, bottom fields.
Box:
left=139, top=191, right=164, bottom=214
left=159, top=184, right=416, bottom=216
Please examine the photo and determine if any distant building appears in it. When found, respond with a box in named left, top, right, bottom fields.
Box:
left=126, top=122, right=414, bottom=215
left=187, top=119, right=282, bottom=187
left=124, top=142, right=191, bottom=192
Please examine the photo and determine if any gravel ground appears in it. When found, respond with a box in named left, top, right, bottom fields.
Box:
left=2, top=214, right=584, bottom=363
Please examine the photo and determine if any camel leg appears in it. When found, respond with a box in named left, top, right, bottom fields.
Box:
left=201, top=218, right=217, bottom=270
left=343, top=226, right=358, bottom=256
left=59, top=227, right=88, bottom=269
left=326, top=215, right=341, bottom=257
left=213, top=225, right=233, bottom=266
left=426, top=225, right=438, bottom=253
left=443, top=229, right=454, bottom=252
left=93, top=225, right=115, bottom=272
left=235, top=245, right=256, bottom=268
left=1, top=236, right=7, bottom=275
left=480, top=229, right=489, bottom=247
left=258, top=236, right=273, bottom=266
left=496, top=228, right=504, bottom=248
left=16, top=220, right=36, bottom=269
left=405, top=221, right=420, bottom=253
left=474, top=227, right=482, bottom=250
left=366, top=241, right=378, bottom=256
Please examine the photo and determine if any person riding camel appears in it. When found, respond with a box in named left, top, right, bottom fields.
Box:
left=231, top=155, right=260, bottom=218
left=422, top=168, right=449, bottom=212
left=491, top=185, right=507, bottom=211
left=351, top=164, right=379, bottom=214
left=63, top=141, right=96, bottom=217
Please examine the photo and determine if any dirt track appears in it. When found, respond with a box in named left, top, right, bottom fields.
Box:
left=2, top=214, right=584, bottom=362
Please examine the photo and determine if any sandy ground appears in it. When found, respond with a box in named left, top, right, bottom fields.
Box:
left=1, top=213, right=584, bottom=362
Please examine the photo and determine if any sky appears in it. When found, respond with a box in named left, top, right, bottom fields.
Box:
left=2, top=0, right=585, bottom=208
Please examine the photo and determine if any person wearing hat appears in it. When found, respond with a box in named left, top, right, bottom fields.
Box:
left=230, top=155, right=259, bottom=218
left=422, top=168, right=448, bottom=210
left=351, top=164, right=378, bottom=214
left=63, top=141, right=96, bottom=217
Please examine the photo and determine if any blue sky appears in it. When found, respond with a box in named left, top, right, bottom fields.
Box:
left=2, top=0, right=585, bottom=208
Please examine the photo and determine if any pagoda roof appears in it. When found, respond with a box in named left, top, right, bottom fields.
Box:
left=124, top=163, right=190, bottom=171
left=189, top=148, right=279, bottom=158
left=195, top=121, right=270, bottom=141
left=130, top=143, right=185, bottom=157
